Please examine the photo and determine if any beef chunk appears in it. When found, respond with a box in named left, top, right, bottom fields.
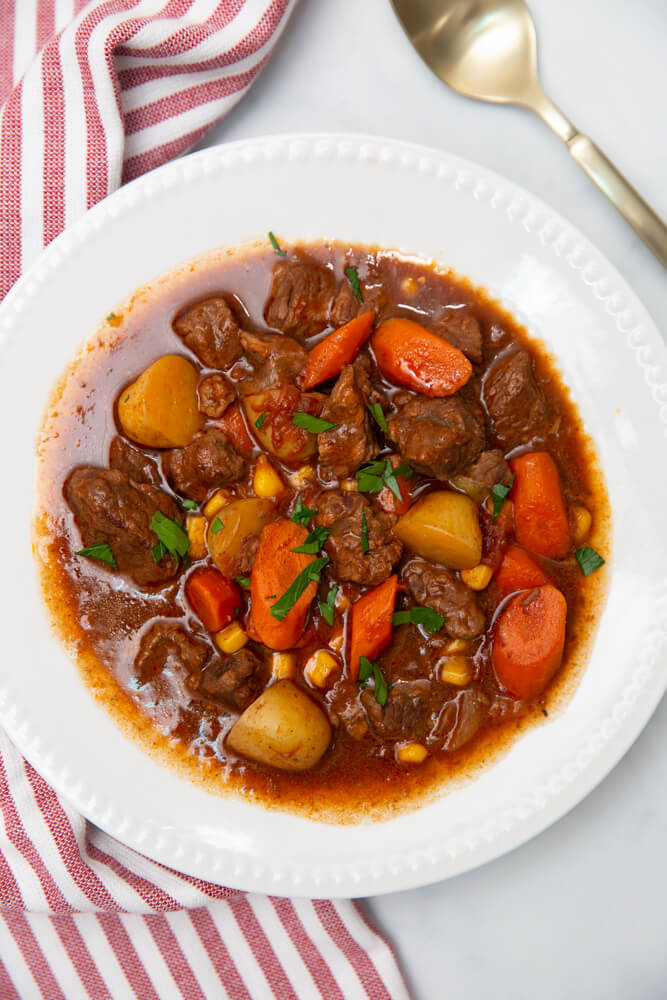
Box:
left=109, top=436, right=160, bottom=486
left=483, top=349, right=549, bottom=447
left=134, top=622, right=209, bottom=684
left=66, top=467, right=182, bottom=587
left=318, top=366, right=376, bottom=478
left=329, top=279, right=361, bottom=328
left=362, top=679, right=436, bottom=742
left=316, top=490, right=402, bottom=586
left=163, top=429, right=246, bottom=501
left=434, top=689, right=488, bottom=752
left=435, top=313, right=483, bottom=364
left=352, top=354, right=388, bottom=408
left=387, top=395, right=485, bottom=479
left=404, top=559, right=486, bottom=639
left=377, top=624, right=437, bottom=683
left=198, top=373, right=235, bottom=419
left=464, top=449, right=511, bottom=490
left=173, top=296, right=243, bottom=369
left=263, top=258, right=335, bottom=339
left=326, top=680, right=369, bottom=740
left=198, top=648, right=266, bottom=712
left=239, top=329, right=307, bottom=393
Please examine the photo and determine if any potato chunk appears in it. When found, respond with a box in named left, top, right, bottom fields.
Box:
left=394, top=490, right=482, bottom=569
left=207, top=498, right=276, bottom=577
left=242, top=388, right=319, bottom=464
left=117, top=355, right=203, bottom=448
left=227, top=680, right=331, bottom=771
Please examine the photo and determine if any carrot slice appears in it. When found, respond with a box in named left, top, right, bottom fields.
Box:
left=371, top=318, right=472, bottom=397
left=495, top=544, right=550, bottom=597
left=250, top=519, right=319, bottom=650
left=492, top=584, right=567, bottom=699
left=218, top=402, right=254, bottom=457
left=348, top=575, right=398, bottom=681
left=186, top=569, right=241, bottom=632
left=300, top=312, right=374, bottom=390
left=511, top=451, right=570, bottom=559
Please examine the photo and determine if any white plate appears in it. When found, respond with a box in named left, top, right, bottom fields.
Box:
left=1, top=134, right=666, bottom=899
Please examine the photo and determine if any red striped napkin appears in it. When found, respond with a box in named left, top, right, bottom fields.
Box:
left=0, top=3, right=410, bottom=996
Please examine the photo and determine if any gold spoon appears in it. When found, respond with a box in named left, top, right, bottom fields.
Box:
left=390, top=0, right=667, bottom=267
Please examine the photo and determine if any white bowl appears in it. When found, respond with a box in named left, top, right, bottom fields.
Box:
left=1, top=133, right=665, bottom=898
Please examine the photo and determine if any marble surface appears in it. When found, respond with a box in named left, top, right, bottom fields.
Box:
left=199, top=1, right=667, bottom=996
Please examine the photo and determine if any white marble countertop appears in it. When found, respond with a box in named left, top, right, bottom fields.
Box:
left=201, top=1, right=667, bottom=996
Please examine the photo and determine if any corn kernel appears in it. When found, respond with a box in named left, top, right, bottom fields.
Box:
left=186, top=514, right=207, bottom=559
left=340, top=478, right=358, bottom=492
left=444, top=638, right=469, bottom=655
left=439, top=656, right=473, bottom=687
left=271, top=652, right=296, bottom=679
left=570, top=504, right=592, bottom=543
left=460, top=564, right=494, bottom=591
left=203, top=489, right=231, bottom=519
left=397, top=742, right=428, bottom=764
left=329, top=625, right=344, bottom=652
left=289, top=465, right=314, bottom=488
left=305, top=650, right=339, bottom=688
left=336, top=591, right=350, bottom=613
left=214, top=622, right=248, bottom=654
left=253, top=455, right=285, bottom=498
left=401, top=276, right=419, bottom=295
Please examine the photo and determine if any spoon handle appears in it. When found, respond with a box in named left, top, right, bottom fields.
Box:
left=566, top=133, right=667, bottom=267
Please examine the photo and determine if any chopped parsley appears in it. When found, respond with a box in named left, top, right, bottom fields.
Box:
left=361, top=510, right=369, bottom=553
left=210, top=516, right=224, bottom=535
left=491, top=475, right=515, bottom=521
left=320, top=584, right=339, bottom=626
left=181, top=499, right=198, bottom=511
left=151, top=511, right=189, bottom=560
left=357, top=458, right=413, bottom=499
left=255, top=411, right=267, bottom=429
left=344, top=265, right=363, bottom=303
left=76, top=542, right=116, bottom=568
left=575, top=546, right=605, bottom=576
left=367, top=402, right=388, bottom=433
left=358, top=656, right=389, bottom=707
left=292, top=525, right=330, bottom=555
left=268, top=231, right=286, bottom=257
left=290, top=493, right=318, bottom=527
left=292, top=412, right=339, bottom=434
left=236, top=575, right=251, bottom=589
left=152, top=541, right=168, bottom=564
left=270, top=555, right=329, bottom=622
left=391, top=606, right=446, bottom=634
left=106, top=312, right=116, bottom=322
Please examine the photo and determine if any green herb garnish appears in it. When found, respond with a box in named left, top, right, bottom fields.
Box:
left=255, top=411, right=267, bottom=429
left=123, top=394, right=130, bottom=403
left=361, top=510, right=369, bottom=554
left=367, top=402, right=388, bottom=433
left=290, top=493, right=318, bottom=527
left=151, top=511, right=189, bottom=558
left=107, top=312, right=116, bottom=322
left=152, top=541, right=168, bottom=563
left=391, top=607, right=446, bottom=634
left=357, top=459, right=413, bottom=500
left=575, top=547, right=605, bottom=576
left=491, top=474, right=515, bottom=521
left=210, top=517, right=224, bottom=535
left=344, top=265, right=363, bottom=303
left=236, top=575, right=251, bottom=589
left=358, top=656, right=389, bottom=707
left=292, top=525, right=330, bottom=555
left=320, top=584, right=339, bottom=626
left=270, top=556, right=329, bottom=622
left=292, top=412, right=339, bottom=434
left=268, top=231, right=286, bottom=257
left=76, top=542, right=116, bottom=568
left=181, top=499, right=198, bottom=511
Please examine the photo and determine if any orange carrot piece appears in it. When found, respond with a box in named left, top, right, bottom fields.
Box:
left=510, top=451, right=570, bottom=559
left=250, top=519, right=318, bottom=650
left=371, top=318, right=472, bottom=397
left=348, top=575, right=398, bottom=681
left=186, top=569, right=241, bottom=632
left=495, top=544, right=550, bottom=597
left=492, top=584, right=567, bottom=699
left=300, top=312, right=374, bottom=390
left=376, top=455, right=412, bottom=516
left=218, top=402, right=254, bottom=457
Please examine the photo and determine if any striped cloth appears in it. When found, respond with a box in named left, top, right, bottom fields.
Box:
left=0, top=3, right=411, bottom=997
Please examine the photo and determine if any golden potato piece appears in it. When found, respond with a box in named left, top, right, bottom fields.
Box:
left=227, top=680, right=331, bottom=771
left=117, top=355, right=203, bottom=448
left=242, top=390, right=318, bottom=464
left=206, top=498, right=276, bottom=577
left=394, top=490, right=482, bottom=569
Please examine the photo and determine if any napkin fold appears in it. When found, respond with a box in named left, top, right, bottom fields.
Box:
left=0, top=2, right=410, bottom=996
